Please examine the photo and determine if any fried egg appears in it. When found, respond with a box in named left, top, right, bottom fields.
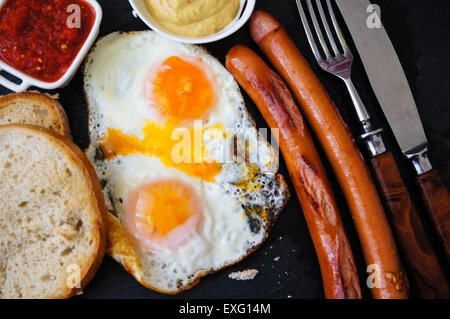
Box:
left=84, top=31, right=289, bottom=293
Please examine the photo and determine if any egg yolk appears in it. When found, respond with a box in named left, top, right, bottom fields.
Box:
left=98, top=120, right=223, bottom=182
left=148, top=56, right=216, bottom=120
left=125, top=179, right=203, bottom=251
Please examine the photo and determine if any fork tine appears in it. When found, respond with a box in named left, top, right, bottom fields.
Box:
left=305, top=0, right=332, bottom=60
left=315, top=0, right=341, bottom=57
left=326, top=0, right=350, bottom=55
left=295, top=0, right=324, bottom=63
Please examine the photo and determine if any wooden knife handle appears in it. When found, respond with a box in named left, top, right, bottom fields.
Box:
left=416, top=169, right=450, bottom=263
left=370, top=151, right=450, bottom=298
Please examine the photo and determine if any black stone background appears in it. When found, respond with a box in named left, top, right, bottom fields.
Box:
left=1, top=0, right=449, bottom=298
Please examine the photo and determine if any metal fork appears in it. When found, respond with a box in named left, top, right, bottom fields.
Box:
left=296, top=0, right=384, bottom=155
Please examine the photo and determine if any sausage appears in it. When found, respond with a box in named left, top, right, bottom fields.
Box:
left=249, top=11, right=408, bottom=299
left=226, top=45, right=361, bottom=299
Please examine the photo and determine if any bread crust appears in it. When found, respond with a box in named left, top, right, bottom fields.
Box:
left=0, top=124, right=107, bottom=299
left=0, top=92, right=71, bottom=138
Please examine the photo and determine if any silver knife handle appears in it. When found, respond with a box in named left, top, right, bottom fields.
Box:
left=406, top=147, right=433, bottom=175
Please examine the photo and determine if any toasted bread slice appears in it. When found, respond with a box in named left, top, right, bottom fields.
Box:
left=0, top=124, right=107, bottom=299
left=0, top=92, right=71, bottom=138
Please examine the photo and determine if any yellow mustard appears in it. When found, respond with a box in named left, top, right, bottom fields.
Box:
left=145, top=0, right=241, bottom=37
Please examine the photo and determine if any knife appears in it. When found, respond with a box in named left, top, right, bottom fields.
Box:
left=335, top=0, right=450, bottom=263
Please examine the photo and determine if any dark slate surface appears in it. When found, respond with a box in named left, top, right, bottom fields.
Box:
left=1, top=0, right=448, bottom=299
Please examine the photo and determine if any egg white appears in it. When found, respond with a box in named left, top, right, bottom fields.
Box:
left=84, top=31, right=288, bottom=293
left=85, top=31, right=238, bottom=137
left=109, top=155, right=264, bottom=291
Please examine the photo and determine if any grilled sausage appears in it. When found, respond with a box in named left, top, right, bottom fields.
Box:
left=226, top=45, right=361, bottom=299
left=249, top=10, right=408, bottom=298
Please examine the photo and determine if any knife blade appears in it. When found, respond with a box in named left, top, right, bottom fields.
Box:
left=335, top=0, right=426, bottom=157
left=336, top=0, right=450, bottom=262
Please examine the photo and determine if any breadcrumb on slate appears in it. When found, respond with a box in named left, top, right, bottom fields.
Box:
left=228, top=269, right=259, bottom=280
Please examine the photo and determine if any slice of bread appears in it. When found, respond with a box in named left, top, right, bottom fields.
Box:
left=0, top=124, right=107, bottom=299
left=0, top=92, right=71, bottom=138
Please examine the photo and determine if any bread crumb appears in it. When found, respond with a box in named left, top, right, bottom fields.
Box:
left=228, top=269, right=258, bottom=281
left=274, top=256, right=280, bottom=261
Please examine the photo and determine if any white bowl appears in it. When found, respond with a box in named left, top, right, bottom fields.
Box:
left=129, top=0, right=255, bottom=44
left=0, top=0, right=102, bottom=92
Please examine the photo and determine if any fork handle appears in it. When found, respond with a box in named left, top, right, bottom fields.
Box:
left=370, top=150, right=450, bottom=298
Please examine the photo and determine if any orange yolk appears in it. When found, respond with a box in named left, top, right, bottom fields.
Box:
left=125, top=179, right=203, bottom=251
left=98, top=121, right=223, bottom=182
left=148, top=56, right=216, bottom=120
left=98, top=55, right=223, bottom=182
